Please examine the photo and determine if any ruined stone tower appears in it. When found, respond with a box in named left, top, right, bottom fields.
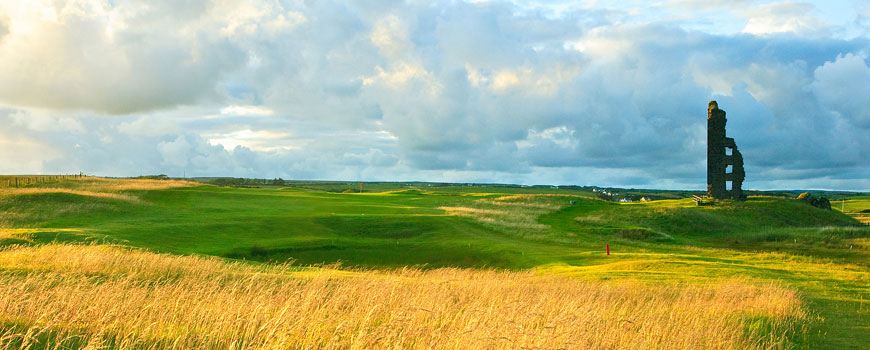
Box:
left=707, top=101, right=745, bottom=200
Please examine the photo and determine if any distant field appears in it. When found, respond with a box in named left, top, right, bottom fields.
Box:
left=0, top=177, right=868, bottom=349
left=834, top=197, right=870, bottom=225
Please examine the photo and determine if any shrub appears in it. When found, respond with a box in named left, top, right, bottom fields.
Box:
left=797, top=192, right=832, bottom=210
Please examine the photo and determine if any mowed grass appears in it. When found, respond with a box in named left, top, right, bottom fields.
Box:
left=0, top=177, right=868, bottom=349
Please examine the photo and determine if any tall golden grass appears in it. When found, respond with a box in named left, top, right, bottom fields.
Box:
left=0, top=177, right=198, bottom=203
left=0, top=176, right=198, bottom=191
left=59, top=178, right=200, bottom=192
left=0, top=244, right=806, bottom=349
left=0, top=188, right=140, bottom=203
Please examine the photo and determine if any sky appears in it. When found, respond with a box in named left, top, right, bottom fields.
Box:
left=0, top=0, right=868, bottom=190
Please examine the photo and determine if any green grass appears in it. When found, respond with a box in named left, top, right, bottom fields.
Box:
left=833, top=196, right=870, bottom=225
left=1, top=180, right=869, bottom=348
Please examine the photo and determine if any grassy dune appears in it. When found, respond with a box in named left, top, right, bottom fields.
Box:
left=0, top=244, right=805, bottom=350
left=0, top=177, right=868, bottom=349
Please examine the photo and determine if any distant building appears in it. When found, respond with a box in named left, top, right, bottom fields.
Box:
left=619, top=198, right=633, bottom=203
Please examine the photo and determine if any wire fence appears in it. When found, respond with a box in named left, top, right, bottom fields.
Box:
left=0, top=174, right=84, bottom=188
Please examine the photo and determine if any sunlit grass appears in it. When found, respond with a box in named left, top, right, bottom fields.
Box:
left=36, top=177, right=200, bottom=192
left=0, top=178, right=866, bottom=348
left=0, top=244, right=806, bottom=350
left=833, top=198, right=870, bottom=224
left=0, top=177, right=198, bottom=203
left=440, top=194, right=580, bottom=230
left=0, top=188, right=141, bottom=203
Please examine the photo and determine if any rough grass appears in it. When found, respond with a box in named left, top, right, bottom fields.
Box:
left=440, top=194, right=579, bottom=230
left=30, top=177, right=199, bottom=192
left=0, top=177, right=198, bottom=203
left=0, top=178, right=200, bottom=227
left=0, top=244, right=806, bottom=350
left=0, top=188, right=141, bottom=203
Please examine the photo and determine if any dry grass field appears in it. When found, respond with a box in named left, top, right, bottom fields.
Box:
left=0, top=177, right=198, bottom=202
left=0, top=244, right=805, bottom=350
left=0, top=188, right=141, bottom=203
left=0, top=176, right=197, bottom=191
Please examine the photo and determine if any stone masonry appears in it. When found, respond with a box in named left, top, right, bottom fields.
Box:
left=707, top=101, right=745, bottom=200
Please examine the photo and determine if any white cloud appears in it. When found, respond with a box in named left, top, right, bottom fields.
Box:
left=0, top=133, right=58, bottom=174
left=740, top=2, right=828, bottom=36
left=220, top=105, right=274, bottom=116
left=206, top=129, right=297, bottom=151
left=370, top=15, right=409, bottom=57
left=9, top=109, right=85, bottom=133
left=157, top=136, right=194, bottom=168
left=0, top=0, right=867, bottom=190
left=0, top=0, right=307, bottom=114
left=811, top=54, right=870, bottom=128
left=362, top=62, right=437, bottom=90
left=0, top=9, right=8, bottom=39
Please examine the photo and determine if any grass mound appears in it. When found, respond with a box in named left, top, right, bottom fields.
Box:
left=542, top=196, right=863, bottom=245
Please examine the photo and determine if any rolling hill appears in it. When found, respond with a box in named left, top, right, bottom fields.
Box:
left=0, top=177, right=867, bottom=349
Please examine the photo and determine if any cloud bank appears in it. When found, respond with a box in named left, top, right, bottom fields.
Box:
left=0, top=0, right=867, bottom=190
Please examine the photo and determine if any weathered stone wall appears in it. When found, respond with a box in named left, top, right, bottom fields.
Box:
left=707, top=101, right=745, bottom=200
